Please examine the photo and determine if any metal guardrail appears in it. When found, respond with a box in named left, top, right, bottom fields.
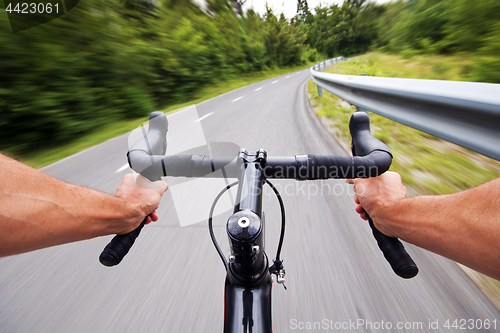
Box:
left=312, top=57, right=345, bottom=97
left=310, top=58, right=500, bottom=161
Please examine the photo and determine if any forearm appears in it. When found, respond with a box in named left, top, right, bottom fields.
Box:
left=377, top=179, right=500, bottom=279
left=0, top=154, right=141, bottom=257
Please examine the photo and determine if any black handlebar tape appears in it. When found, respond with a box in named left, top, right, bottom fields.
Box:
left=368, top=215, right=418, bottom=279
left=99, top=218, right=147, bottom=267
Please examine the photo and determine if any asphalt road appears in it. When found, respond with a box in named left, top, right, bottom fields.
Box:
left=1, top=68, right=499, bottom=333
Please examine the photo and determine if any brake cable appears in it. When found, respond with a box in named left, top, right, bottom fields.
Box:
left=208, top=181, right=239, bottom=272
left=264, top=178, right=287, bottom=290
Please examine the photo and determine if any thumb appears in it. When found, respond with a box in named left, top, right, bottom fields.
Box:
left=134, top=173, right=168, bottom=193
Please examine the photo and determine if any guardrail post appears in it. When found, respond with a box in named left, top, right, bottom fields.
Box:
left=317, top=85, right=323, bottom=97
left=356, top=74, right=367, bottom=112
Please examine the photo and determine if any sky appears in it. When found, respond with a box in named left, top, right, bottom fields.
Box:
left=243, top=0, right=342, bottom=18
left=192, top=0, right=393, bottom=19
left=243, top=0, right=393, bottom=19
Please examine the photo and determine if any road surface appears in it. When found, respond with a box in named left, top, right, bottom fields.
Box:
left=1, top=68, right=499, bottom=332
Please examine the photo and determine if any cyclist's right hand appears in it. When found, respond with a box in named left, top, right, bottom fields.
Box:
left=113, top=173, right=168, bottom=234
left=346, top=171, right=407, bottom=238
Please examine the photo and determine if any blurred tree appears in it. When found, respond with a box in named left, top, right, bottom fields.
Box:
left=0, top=0, right=313, bottom=154
left=296, top=0, right=310, bottom=21
left=4, top=0, right=497, bottom=154
left=374, top=0, right=500, bottom=55
left=302, top=0, right=377, bottom=57
left=442, top=0, right=500, bottom=53
left=232, top=0, right=247, bottom=16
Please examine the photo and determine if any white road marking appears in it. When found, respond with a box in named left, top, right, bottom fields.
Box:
left=255, top=87, right=263, bottom=91
left=115, top=163, right=130, bottom=173
left=286, top=76, right=290, bottom=78
left=272, top=80, right=278, bottom=84
left=195, top=112, right=214, bottom=122
left=232, top=97, right=243, bottom=102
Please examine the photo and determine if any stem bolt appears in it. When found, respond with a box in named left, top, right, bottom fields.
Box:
left=238, top=217, right=250, bottom=228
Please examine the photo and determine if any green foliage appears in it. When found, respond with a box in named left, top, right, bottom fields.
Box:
left=297, top=0, right=385, bottom=57
left=374, top=0, right=500, bottom=57
left=469, top=57, right=500, bottom=84
left=370, top=0, right=500, bottom=81
left=1, top=0, right=311, bottom=154
left=303, top=45, right=318, bottom=62
left=1, top=0, right=156, bottom=153
left=4, top=0, right=499, bottom=155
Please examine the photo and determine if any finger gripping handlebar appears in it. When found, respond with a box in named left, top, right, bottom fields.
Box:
left=99, top=218, right=146, bottom=267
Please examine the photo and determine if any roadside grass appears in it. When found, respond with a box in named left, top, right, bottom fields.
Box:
left=331, top=53, right=473, bottom=81
left=307, top=52, right=500, bottom=307
left=9, top=61, right=317, bottom=168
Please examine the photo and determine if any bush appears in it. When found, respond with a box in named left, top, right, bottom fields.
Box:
left=400, top=47, right=419, bottom=59
left=470, top=57, right=500, bottom=83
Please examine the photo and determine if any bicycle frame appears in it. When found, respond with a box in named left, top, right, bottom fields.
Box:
left=224, top=276, right=273, bottom=333
left=99, top=111, right=419, bottom=333
left=223, top=149, right=273, bottom=333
